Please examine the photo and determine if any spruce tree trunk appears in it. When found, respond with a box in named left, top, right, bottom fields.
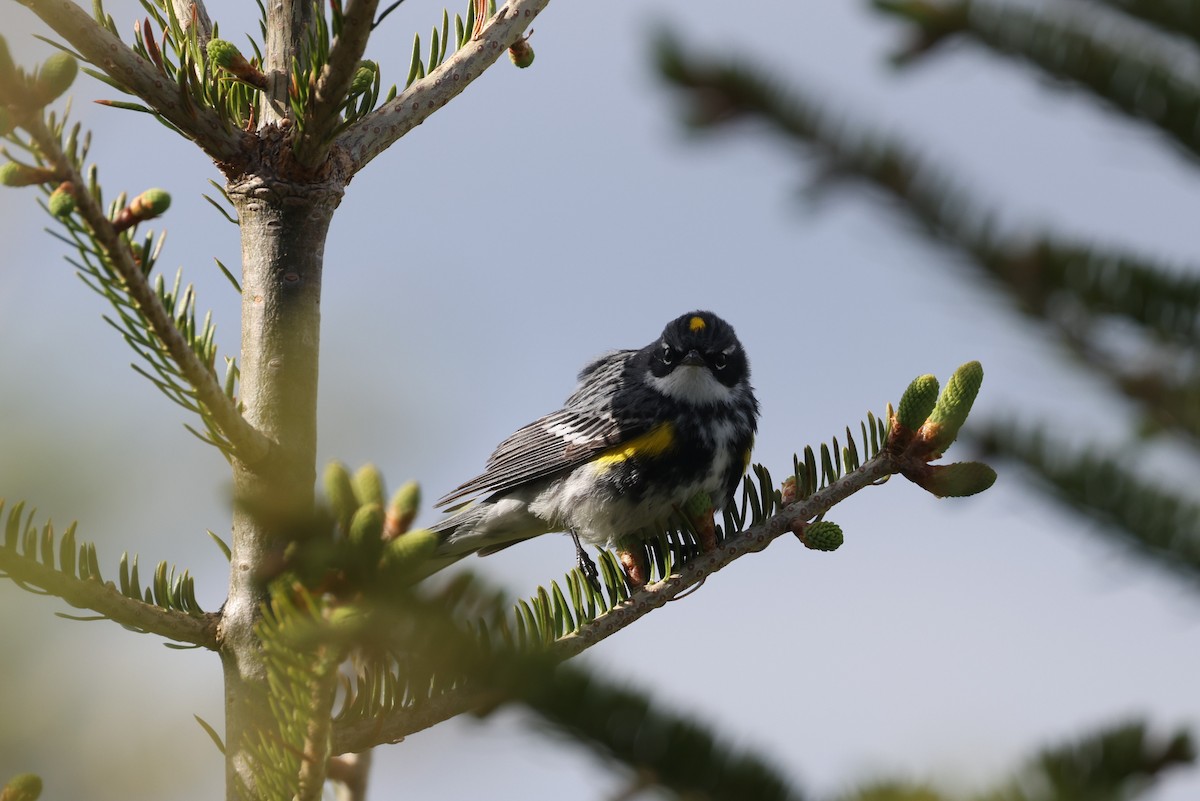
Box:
left=219, top=175, right=341, bottom=797
left=212, top=0, right=345, bottom=790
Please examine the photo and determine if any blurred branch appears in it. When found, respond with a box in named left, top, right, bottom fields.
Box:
left=338, top=0, right=550, bottom=173
left=1077, top=0, right=1200, bottom=51
left=654, top=33, right=1200, bottom=442
left=329, top=751, right=372, bottom=801
left=994, top=719, right=1195, bottom=800
left=831, top=719, right=1194, bottom=800
left=14, top=0, right=249, bottom=166
left=1113, top=367, right=1200, bottom=440
left=294, top=646, right=341, bottom=801
left=326, top=588, right=805, bottom=801
left=874, top=0, right=1200, bottom=161
left=515, top=663, right=802, bottom=801
left=976, top=421, right=1200, bottom=587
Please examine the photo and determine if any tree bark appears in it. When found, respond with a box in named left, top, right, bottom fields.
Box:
left=215, top=0, right=343, bottom=791
left=219, top=173, right=342, bottom=798
left=261, top=0, right=319, bottom=128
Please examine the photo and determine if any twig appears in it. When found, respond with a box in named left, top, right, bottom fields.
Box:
left=329, top=751, right=373, bottom=801
left=23, top=117, right=273, bottom=464
left=171, top=0, right=213, bottom=48
left=330, top=452, right=897, bottom=753
left=0, top=546, right=219, bottom=648
left=607, top=771, right=656, bottom=801
left=550, top=457, right=893, bottom=659
left=295, top=0, right=382, bottom=167
left=338, top=0, right=551, bottom=174
left=15, top=0, right=248, bottom=166
left=295, top=648, right=342, bottom=801
left=372, top=0, right=410, bottom=30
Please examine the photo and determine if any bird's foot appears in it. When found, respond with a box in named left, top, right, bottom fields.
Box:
left=570, top=530, right=601, bottom=590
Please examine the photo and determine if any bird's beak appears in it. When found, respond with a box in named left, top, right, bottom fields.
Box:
left=682, top=349, right=705, bottom=367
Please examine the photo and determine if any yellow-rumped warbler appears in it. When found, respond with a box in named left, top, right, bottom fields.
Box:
left=431, top=310, right=759, bottom=584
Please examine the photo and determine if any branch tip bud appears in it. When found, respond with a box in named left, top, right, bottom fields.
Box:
left=348, top=503, right=386, bottom=565
left=206, top=39, right=266, bottom=88
left=897, top=373, right=939, bottom=431
left=32, top=53, right=78, bottom=105
left=1, top=773, right=43, bottom=801
left=350, top=60, right=378, bottom=96
left=384, top=480, right=421, bottom=539
left=0, top=162, right=57, bottom=188
left=508, top=34, right=535, bottom=69
left=380, top=528, right=437, bottom=579
left=48, top=182, right=76, bottom=218
left=324, top=460, right=357, bottom=529
left=913, top=461, right=996, bottom=498
left=798, top=520, right=843, bottom=551
left=352, top=463, right=385, bottom=509
left=206, top=38, right=242, bottom=69
left=917, top=360, right=983, bottom=454
left=112, top=188, right=171, bottom=232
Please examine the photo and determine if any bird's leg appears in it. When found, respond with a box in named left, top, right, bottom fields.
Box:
left=569, top=529, right=600, bottom=588
left=616, top=546, right=649, bottom=587
left=677, top=496, right=718, bottom=552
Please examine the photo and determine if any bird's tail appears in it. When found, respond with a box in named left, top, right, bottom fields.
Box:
left=420, top=500, right=547, bottom=576
left=429, top=503, right=492, bottom=554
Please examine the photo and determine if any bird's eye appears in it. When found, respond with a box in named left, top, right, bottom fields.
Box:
left=711, top=352, right=727, bottom=370
left=661, top=343, right=675, bottom=365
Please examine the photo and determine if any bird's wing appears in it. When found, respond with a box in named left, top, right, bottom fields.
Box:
left=435, top=350, right=648, bottom=507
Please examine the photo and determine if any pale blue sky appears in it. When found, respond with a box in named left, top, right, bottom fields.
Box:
left=2, top=1, right=1198, bottom=799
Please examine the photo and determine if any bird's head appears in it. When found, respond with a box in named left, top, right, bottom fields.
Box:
left=644, top=311, right=749, bottom=405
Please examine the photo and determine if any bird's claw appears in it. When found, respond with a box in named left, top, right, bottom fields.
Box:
left=570, top=530, right=602, bottom=590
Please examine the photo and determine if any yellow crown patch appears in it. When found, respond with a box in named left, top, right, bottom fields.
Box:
left=689, top=315, right=706, bottom=332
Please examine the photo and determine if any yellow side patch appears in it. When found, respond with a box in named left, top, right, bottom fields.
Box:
left=689, top=315, right=706, bottom=332
left=595, top=422, right=676, bottom=469
left=742, top=445, right=753, bottom=472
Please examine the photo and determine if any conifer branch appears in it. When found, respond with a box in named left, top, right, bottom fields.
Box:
left=655, top=36, right=1200, bottom=441
left=328, top=751, right=372, bottom=801
left=1078, top=0, right=1200, bottom=47
left=977, top=422, right=1200, bottom=587
left=514, top=662, right=804, bottom=801
left=1111, top=367, right=1200, bottom=441
left=332, top=452, right=897, bottom=753
left=294, top=646, right=341, bottom=801
left=548, top=456, right=897, bottom=659
left=338, top=0, right=550, bottom=173
left=1008, top=719, right=1195, bottom=798
left=22, top=117, right=272, bottom=464
left=331, top=360, right=991, bottom=754
left=323, top=590, right=805, bottom=800
left=875, top=0, right=1200, bottom=160
left=0, top=545, right=219, bottom=647
left=14, top=0, right=249, bottom=166
left=294, top=0, right=381, bottom=167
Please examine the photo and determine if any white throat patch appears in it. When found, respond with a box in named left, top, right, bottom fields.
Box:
left=647, top=365, right=733, bottom=406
